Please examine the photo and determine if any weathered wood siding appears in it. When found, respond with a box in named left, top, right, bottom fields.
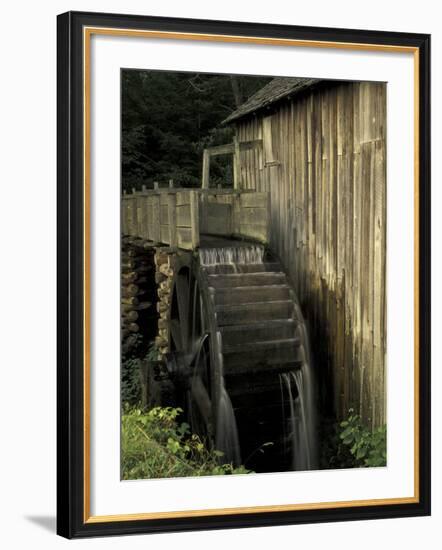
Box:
left=236, top=81, right=386, bottom=428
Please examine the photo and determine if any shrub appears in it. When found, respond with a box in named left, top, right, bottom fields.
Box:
left=121, top=333, right=143, bottom=406
left=121, top=406, right=252, bottom=479
left=339, top=409, right=387, bottom=467
left=319, top=418, right=356, bottom=469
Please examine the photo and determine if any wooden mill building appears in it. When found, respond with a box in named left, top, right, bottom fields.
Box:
left=223, top=77, right=387, bottom=428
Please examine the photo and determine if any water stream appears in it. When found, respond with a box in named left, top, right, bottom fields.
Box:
left=280, top=368, right=317, bottom=470
left=279, top=304, right=317, bottom=471
left=199, top=244, right=264, bottom=271
left=215, top=384, right=242, bottom=467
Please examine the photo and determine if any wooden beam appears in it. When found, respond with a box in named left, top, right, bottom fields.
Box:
left=239, top=139, right=262, bottom=151
left=202, top=149, right=210, bottom=189
left=205, top=143, right=235, bottom=156
left=233, top=136, right=241, bottom=190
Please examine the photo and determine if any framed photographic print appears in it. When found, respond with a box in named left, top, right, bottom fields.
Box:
left=57, top=11, right=431, bottom=538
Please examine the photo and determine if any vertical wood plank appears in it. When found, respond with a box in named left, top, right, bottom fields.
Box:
left=152, top=194, right=160, bottom=243
left=190, top=190, right=200, bottom=248
left=167, top=193, right=177, bottom=248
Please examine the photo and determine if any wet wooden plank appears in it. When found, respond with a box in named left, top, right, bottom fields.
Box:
left=177, top=227, right=193, bottom=250
left=236, top=224, right=268, bottom=243
left=204, top=203, right=232, bottom=235
left=238, top=192, right=267, bottom=208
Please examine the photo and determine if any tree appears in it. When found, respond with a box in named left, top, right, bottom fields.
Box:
left=122, top=71, right=270, bottom=192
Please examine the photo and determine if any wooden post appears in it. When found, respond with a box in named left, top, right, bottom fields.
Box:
left=190, top=191, right=200, bottom=249
left=233, top=136, right=241, bottom=190
left=167, top=193, right=177, bottom=248
left=202, top=149, right=210, bottom=189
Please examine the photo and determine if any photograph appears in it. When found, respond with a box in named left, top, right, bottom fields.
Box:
left=120, top=70, right=387, bottom=479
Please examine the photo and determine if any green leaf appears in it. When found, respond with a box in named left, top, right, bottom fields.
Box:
left=356, top=447, right=367, bottom=459
left=340, top=426, right=354, bottom=440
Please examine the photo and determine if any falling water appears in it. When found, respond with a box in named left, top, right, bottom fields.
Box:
left=199, top=245, right=264, bottom=272
left=214, top=331, right=242, bottom=466
left=216, top=384, right=242, bottom=467
left=279, top=306, right=317, bottom=471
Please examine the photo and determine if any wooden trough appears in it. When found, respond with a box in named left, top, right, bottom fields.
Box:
left=122, top=187, right=270, bottom=249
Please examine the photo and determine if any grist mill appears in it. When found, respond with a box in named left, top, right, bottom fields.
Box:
left=121, top=77, right=386, bottom=472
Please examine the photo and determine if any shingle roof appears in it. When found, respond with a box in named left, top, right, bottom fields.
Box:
left=223, top=77, right=321, bottom=124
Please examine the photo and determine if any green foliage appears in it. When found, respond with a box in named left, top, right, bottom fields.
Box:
left=122, top=406, right=252, bottom=479
left=121, top=71, right=271, bottom=192
left=145, top=341, right=159, bottom=362
left=319, top=418, right=356, bottom=469
left=338, top=410, right=387, bottom=468
left=121, top=334, right=143, bottom=406
left=121, top=357, right=141, bottom=405
left=320, top=411, right=387, bottom=469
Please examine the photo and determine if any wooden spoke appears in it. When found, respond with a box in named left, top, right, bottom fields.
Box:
left=175, top=272, right=190, bottom=350
left=191, top=281, right=201, bottom=345
left=169, top=319, right=183, bottom=351
left=191, top=375, right=212, bottom=427
left=200, top=295, right=206, bottom=335
left=167, top=258, right=218, bottom=447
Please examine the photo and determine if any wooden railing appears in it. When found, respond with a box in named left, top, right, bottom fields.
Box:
left=122, top=188, right=270, bottom=250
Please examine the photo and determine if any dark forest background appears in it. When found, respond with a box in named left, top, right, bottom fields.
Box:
left=121, top=70, right=271, bottom=192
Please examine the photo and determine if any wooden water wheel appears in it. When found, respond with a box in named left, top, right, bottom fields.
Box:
left=165, top=253, right=229, bottom=458
left=161, top=246, right=313, bottom=471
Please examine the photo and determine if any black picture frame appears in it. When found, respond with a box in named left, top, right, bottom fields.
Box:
left=57, top=10, right=431, bottom=539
